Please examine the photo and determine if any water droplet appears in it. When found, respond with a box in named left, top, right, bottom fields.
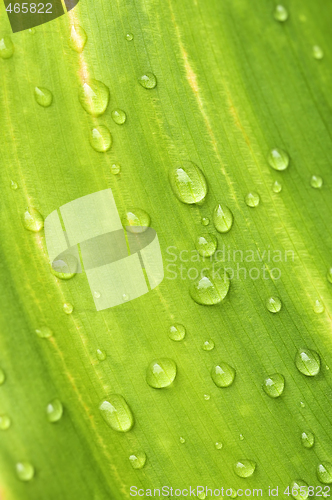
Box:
left=190, top=270, right=230, bottom=306
left=93, top=291, right=101, bottom=299
left=266, top=296, right=282, bottom=313
left=245, top=192, right=260, bottom=208
left=169, top=161, right=208, bottom=205
left=301, top=431, right=315, bottom=449
left=126, top=33, right=134, bottom=41
left=213, top=204, right=233, bottom=233
left=23, top=208, right=44, bottom=232
left=146, top=358, right=177, bottom=388
left=313, top=300, right=325, bottom=314
left=28, top=28, right=35, bottom=34
left=300, top=401, right=306, bottom=408
left=129, top=451, right=146, bottom=469
left=169, top=324, right=186, bottom=341
left=46, top=399, right=63, bottom=423
left=111, top=109, right=126, bottom=125
left=202, top=340, right=215, bottom=351
left=229, top=488, right=238, bottom=498
left=195, top=234, right=217, bottom=257
left=122, top=208, right=150, bottom=233
left=51, top=255, right=78, bottom=280
left=239, top=434, right=245, bottom=441
left=295, top=348, right=320, bottom=377
left=313, top=45, right=324, bottom=60
left=122, top=293, right=129, bottom=302
left=215, top=441, right=223, bottom=450
left=233, top=459, right=256, bottom=478
left=69, top=25, right=87, bottom=53
left=16, top=462, right=35, bottom=481
left=291, top=480, right=309, bottom=500
left=63, top=302, right=74, bottom=314
left=268, top=148, right=289, bottom=171
left=327, top=268, right=332, bottom=284
left=263, top=373, right=285, bottom=398
left=34, top=87, right=53, bottom=107
left=0, top=414, right=11, bottom=430
left=96, top=349, right=106, bottom=361
left=99, top=395, right=134, bottom=432
left=310, top=175, right=323, bottom=188
left=89, top=126, right=112, bottom=153
left=0, top=36, right=14, bottom=59
left=274, top=5, right=288, bottom=22
left=0, top=369, right=5, bottom=386
left=272, top=180, right=282, bottom=193
left=35, top=326, right=53, bottom=339
left=317, top=463, right=332, bottom=484
left=203, top=394, right=210, bottom=400
left=201, top=217, right=210, bottom=226
left=197, top=493, right=206, bottom=500
left=211, top=362, right=236, bottom=388
left=110, top=164, right=121, bottom=175
left=138, top=72, right=157, bottom=89
left=179, top=436, right=186, bottom=444
left=78, top=80, right=110, bottom=116
left=10, top=180, right=18, bottom=190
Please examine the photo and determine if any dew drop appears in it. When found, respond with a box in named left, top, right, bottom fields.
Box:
left=262, top=373, right=285, bottom=398
left=99, top=395, right=134, bottom=432
left=110, top=163, right=121, bottom=175
left=16, top=462, right=35, bottom=482
left=203, top=394, right=210, bottom=400
left=126, top=33, right=134, bottom=41
left=233, top=459, right=256, bottom=478
left=169, top=161, right=208, bottom=205
left=93, top=291, right=101, bottom=299
left=63, top=302, right=74, bottom=314
left=138, top=72, right=157, bottom=89
left=239, top=434, right=245, bottom=441
left=291, top=480, right=309, bottom=500
left=111, top=109, right=127, bottom=125
left=78, top=80, right=110, bottom=116
left=28, top=28, right=35, bottom=34
left=317, top=463, right=332, bottom=484
left=0, top=36, right=14, bottom=59
left=122, top=293, right=129, bottom=302
left=10, top=180, right=18, bottom=190
left=0, top=369, right=6, bottom=385
left=213, top=204, right=233, bottom=233
left=201, top=217, right=210, bottom=226
left=327, top=268, right=332, bottom=284
left=301, top=431, right=315, bottom=449
left=266, top=296, right=282, bottom=313
left=198, top=493, right=206, bottom=500
left=274, top=5, right=288, bottom=22
left=89, top=126, right=112, bottom=153
left=122, top=208, right=150, bottom=233
left=51, top=255, right=78, bottom=280
left=96, top=349, right=106, bottom=361
left=313, top=300, right=325, bottom=314
left=146, top=358, right=177, bottom=388
left=215, top=441, right=223, bottom=450
left=300, top=401, right=306, bottom=408
left=295, top=348, right=320, bottom=377
left=129, top=451, right=146, bottom=469
left=169, top=324, right=186, bottom=341
left=272, top=180, right=282, bottom=193
left=195, top=233, right=217, bottom=257
left=268, top=148, right=289, bottom=171
left=35, top=326, right=53, bottom=339
left=229, top=488, right=238, bottom=498
left=245, top=192, right=260, bottom=208
left=69, top=25, right=87, bottom=53
left=0, top=414, right=11, bottom=430
left=190, top=270, right=230, bottom=306
left=310, top=175, right=323, bottom=188
left=34, top=87, right=53, bottom=107
left=46, top=398, right=63, bottom=423
left=211, top=362, right=236, bottom=388
left=313, top=45, right=324, bottom=60
left=23, top=207, right=44, bottom=232
left=202, top=339, right=215, bottom=351
left=179, top=436, right=186, bottom=444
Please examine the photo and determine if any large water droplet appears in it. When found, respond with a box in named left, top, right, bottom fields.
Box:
left=89, top=126, right=112, bottom=153
left=291, top=480, right=309, bottom=500
left=190, top=270, right=230, bottom=305
left=78, top=80, right=110, bottom=116
left=301, top=431, right=315, bottom=449
left=69, top=25, right=87, bottom=52
left=202, top=339, right=215, bottom=351
left=313, top=45, right=324, bottom=60
left=63, top=302, right=74, bottom=314
left=122, top=208, right=150, bottom=233
left=313, top=300, right=325, bottom=314
left=317, top=463, right=332, bottom=484
left=146, top=358, right=177, bottom=388
left=266, top=296, right=282, bottom=313
left=16, top=462, right=35, bottom=481
left=169, top=161, right=208, bottom=205
left=295, top=348, right=320, bottom=377
left=46, top=399, right=63, bottom=423
left=0, top=414, right=11, bottom=430
left=245, top=192, right=260, bottom=208
left=263, top=373, right=285, bottom=398
left=35, top=326, right=53, bottom=339
left=23, top=208, right=44, bottom=232
left=96, top=349, right=106, bottom=361
left=211, top=362, right=236, bottom=388
left=233, top=459, right=256, bottom=478
left=0, top=369, right=5, bottom=385
left=169, top=324, right=186, bottom=341
left=268, top=148, right=289, bottom=171
left=0, top=36, right=14, bottom=59
left=34, top=87, right=53, bottom=107
left=272, top=180, right=282, bottom=193
left=310, top=175, right=323, bottom=188
left=129, top=451, right=146, bottom=469
left=274, top=5, right=288, bottom=22
left=138, top=72, right=157, bottom=89
left=99, top=395, right=134, bottom=432
left=111, top=109, right=127, bottom=125
left=213, top=204, right=233, bottom=233
left=195, top=234, right=217, bottom=257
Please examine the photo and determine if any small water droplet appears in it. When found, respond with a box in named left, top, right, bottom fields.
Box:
left=78, top=80, right=110, bottom=116
left=34, top=87, right=53, bottom=107
left=274, top=5, right=288, bottom=22
left=28, top=28, right=35, bottom=34
left=169, top=161, right=208, bottom=205
left=211, top=362, right=236, bottom=388
left=126, top=33, right=134, bottom=41
left=245, top=192, right=260, bottom=208
left=263, top=373, right=285, bottom=398
left=129, top=451, right=146, bottom=469
left=313, top=300, right=325, bottom=314
left=110, top=164, right=121, bottom=175
left=291, top=480, right=309, bottom=500
left=190, top=270, right=230, bottom=305
left=301, top=431, right=315, bottom=449
left=0, top=414, right=11, bottom=430
left=0, top=369, right=5, bottom=385
left=327, top=268, right=332, bottom=284
left=10, top=180, right=18, bottom=190
left=300, top=401, right=306, bottom=408
left=23, top=208, right=44, bottom=232
left=169, top=324, right=186, bottom=341
left=122, top=293, right=129, bottom=302
left=122, top=208, right=150, bottom=233
left=239, top=434, right=245, bottom=441
left=310, top=175, right=323, bottom=188
left=213, top=204, right=233, bottom=233
left=201, top=217, right=210, bottom=226
left=266, top=296, right=282, bottom=313
left=69, top=25, right=87, bottom=53
left=215, top=441, right=223, bottom=449
left=16, top=462, right=35, bottom=481
left=229, top=488, right=238, bottom=498
left=195, top=233, right=217, bottom=257
left=202, top=340, right=215, bottom=351
left=51, top=255, right=78, bottom=280
left=35, top=326, right=53, bottom=339
left=138, top=72, right=157, bottom=89
left=197, top=493, right=206, bottom=500
left=0, top=36, right=14, bottom=59
left=295, top=348, right=320, bottom=376
left=203, top=394, right=210, bottom=400
left=96, top=349, right=106, bottom=361
left=313, top=45, right=324, bottom=60
left=89, top=126, right=112, bottom=153
left=146, top=358, right=177, bottom=388
left=46, top=399, right=63, bottom=423
left=268, top=148, right=289, bottom=171
left=233, top=459, right=256, bottom=478
left=179, top=436, right=186, bottom=444
left=63, top=302, right=74, bottom=314
left=272, top=180, right=282, bottom=193
left=317, top=463, right=332, bottom=484
left=111, top=109, right=127, bottom=125
left=99, top=395, right=134, bottom=432
left=93, top=291, right=101, bottom=299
